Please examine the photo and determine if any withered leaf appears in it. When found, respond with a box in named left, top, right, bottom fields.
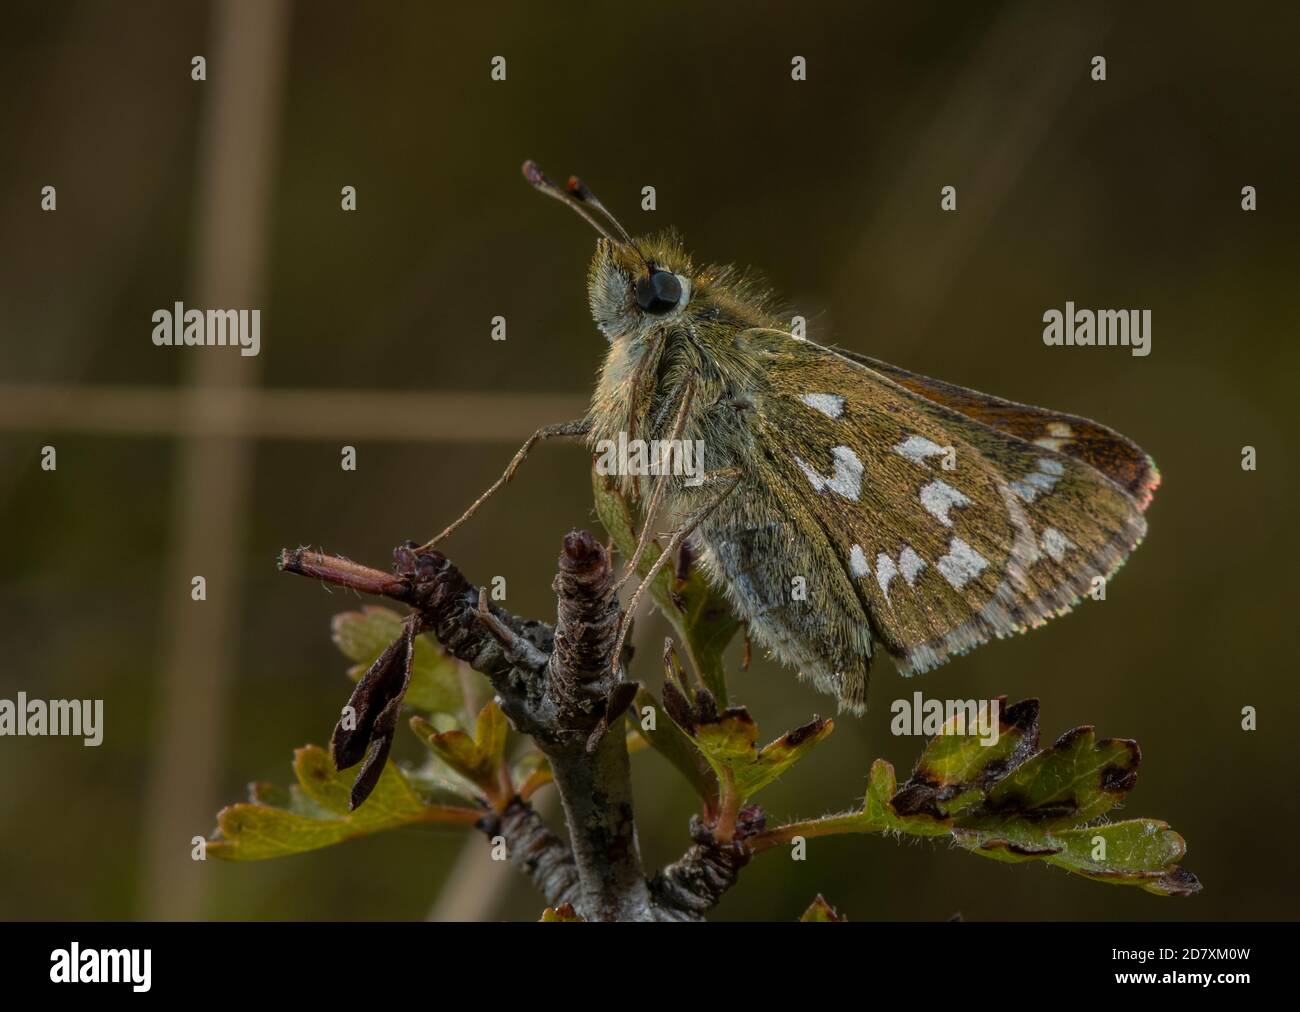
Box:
left=331, top=620, right=417, bottom=809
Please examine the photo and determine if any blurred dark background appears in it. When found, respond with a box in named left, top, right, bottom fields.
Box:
left=1, top=0, right=1296, bottom=921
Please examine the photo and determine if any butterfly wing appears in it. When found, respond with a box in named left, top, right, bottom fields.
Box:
left=831, top=347, right=1160, bottom=510
left=738, top=329, right=1154, bottom=696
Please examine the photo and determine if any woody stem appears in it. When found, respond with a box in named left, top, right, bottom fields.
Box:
left=279, top=537, right=736, bottom=920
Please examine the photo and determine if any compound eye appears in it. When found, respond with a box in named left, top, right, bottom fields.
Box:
left=635, top=270, right=682, bottom=315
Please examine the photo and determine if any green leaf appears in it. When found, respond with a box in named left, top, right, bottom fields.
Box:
left=860, top=758, right=950, bottom=838
left=658, top=670, right=833, bottom=818
left=951, top=817, right=1198, bottom=896
left=898, top=697, right=1040, bottom=819
left=753, top=699, right=1200, bottom=897
left=410, top=699, right=511, bottom=806
left=332, top=605, right=465, bottom=715
left=692, top=709, right=834, bottom=805
left=891, top=702, right=1141, bottom=831
left=209, top=745, right=478, bottom=861
left=592, top=469, right=740, bottom=704
left=983, top=726, right=1138, bottom=828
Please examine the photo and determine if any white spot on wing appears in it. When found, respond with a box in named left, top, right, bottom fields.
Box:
left=795, top=446, right=864, bottom=501
left=875, top=552, right=898, bottom=600
left=919, top=479, right=971, bottom=527
left=899, top=547, right=926, bottom=586
left=936, top=537, right=988, bottom=590
left=1010, top=457, right=1065, bottom=502
left=850, top=544, right=870, bottom=578
left=799, top=393, right=845, bottom=419
left=1041, top=527, right=1074, bottom=562
left=893, top=434, right=947, bottom=465
left=874, top=546, right=926, bottom=599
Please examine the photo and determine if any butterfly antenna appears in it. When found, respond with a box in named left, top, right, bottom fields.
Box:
left=522, top=160, right=649, bottom=269
left=565, top=174, right=635, bottom=246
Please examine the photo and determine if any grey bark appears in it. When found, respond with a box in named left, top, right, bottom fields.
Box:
left=478, top=799, right=581, bottom=911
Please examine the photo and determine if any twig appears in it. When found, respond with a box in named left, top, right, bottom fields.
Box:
left=539, top=531, right=652, bottom=921
left=648, top=813, right=756, bottom=921
left=477, top=799, right=581, bottom=911
left=278, top=535, right=746, bottom=921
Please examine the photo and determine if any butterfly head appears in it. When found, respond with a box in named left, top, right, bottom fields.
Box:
left=522, top=160, right=693, bottom=342
left=587, top=236, right=693, bottom=341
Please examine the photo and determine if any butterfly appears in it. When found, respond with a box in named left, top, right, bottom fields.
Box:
left=421, top=162, right=1159, bottom=713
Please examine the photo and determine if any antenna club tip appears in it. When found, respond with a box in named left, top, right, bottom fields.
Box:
left=521, top=159, right=546, bottom=185
left=566, top=175, right=592, bottom=201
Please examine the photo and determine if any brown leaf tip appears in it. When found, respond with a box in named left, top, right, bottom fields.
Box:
left=891, top=776, right=944, bottom=819
left=1051, top=725, right=1094, bottom=751
left=1001, top=697, right=1040, bottom=734
left=1100, top=754, right=1140, bottom=794
left=1161, top=866, right=1203, bottom=896
left=784, top=717, right=830, bottom=748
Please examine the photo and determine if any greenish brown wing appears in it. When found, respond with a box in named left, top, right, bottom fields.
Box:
left=746, top=330, right=1150, bottom=678
left=831, top=347, right=1160, bottom=511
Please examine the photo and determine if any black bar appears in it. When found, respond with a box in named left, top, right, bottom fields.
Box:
left=0, top=921, right=1275, bottom=994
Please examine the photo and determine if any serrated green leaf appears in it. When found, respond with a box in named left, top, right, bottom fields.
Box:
left=410, top=699, right=511, bottom=804
left=984, top=726, right=1139, bottom=828
left=893, top=700, right=1140, bottom=830
left=860, top=758, right=950, bottom=837
left=951, top=817, right=1196, bottom=895
left=657, top=677, right=833, bottom=814
left=692, top=711, right=834, bottom=804
left=906, top=697, right=1040, bottom=818
left=209, top=745, right=478, bottom=861
left=752, top=700, right=1199, bottom=897
left=592, top=469, right=740, bottom=704
left=332, top=605, right=465, bottom=715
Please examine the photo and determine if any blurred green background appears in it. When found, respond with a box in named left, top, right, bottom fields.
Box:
left=1, top=0, right=1296, bottom=921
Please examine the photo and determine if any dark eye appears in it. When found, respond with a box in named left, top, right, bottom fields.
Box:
left=635, top=270, right=682, bottom=315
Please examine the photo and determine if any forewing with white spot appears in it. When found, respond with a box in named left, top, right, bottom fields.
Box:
left=750, top=330, right=1150, bottom=688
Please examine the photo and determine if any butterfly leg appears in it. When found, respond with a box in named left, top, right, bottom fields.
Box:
left=418, top=417, right=591, bottom=551
left=611, top=376, right=697, bottom=593
left=610, top=468, right=741, bottom=673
